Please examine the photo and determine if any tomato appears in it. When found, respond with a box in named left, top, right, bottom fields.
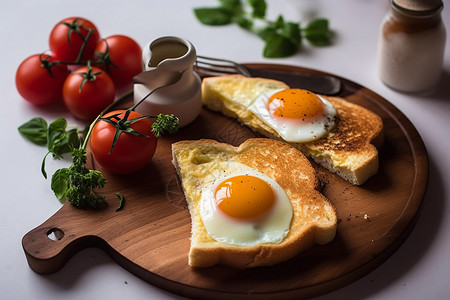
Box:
left=62, top=66, right=115, bottom=121
left=49, top=17, right=100, bottom=62
left=93, top=35, right=142, bottom=93
left=15, top=54, right=69, bottom=105
left=90, top=110, right=158, bottom=174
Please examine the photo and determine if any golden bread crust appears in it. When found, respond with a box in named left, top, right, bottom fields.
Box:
left=201, top=75, right=384, bottom=185
left=172, top=138, right=337, bottom=268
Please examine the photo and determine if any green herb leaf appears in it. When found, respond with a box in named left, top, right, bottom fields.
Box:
left=151, top=114, right=180, bottom=138
left=219, top=0, right=242, bottom=12
left=45, top=118, right=84, bottom=160
left=263, top=34, right=298, bottom=58
left=193, top=0, right=332, bottom=58
left=19, top=116, right=85, bottom=179
left=55, top=148, right=106, bottom=209
left=41, top=152, right=50, bottom=179
left=47, top=118, right=68, bottom=157
left=194, top=7, right=234, bottom=25
left=273, top=15, right=285, bottom=29
left=68, top=128, right=82, bottom=149
left=304, top=18, right=331, bottom=46
left=52, top=127, right=81, bottom=158
left=283, top=21, right=302, bottom=47
left=18, top=117, right=48, bottom=145
left=51, top=168, right=70, bottom=201
left=115, top=193, right=126, bottom=212
left=248, top=0, right=266, bottom=18
left=257, top=26, right=276, bottom=41
left=236, top=15, right=253, bottom=30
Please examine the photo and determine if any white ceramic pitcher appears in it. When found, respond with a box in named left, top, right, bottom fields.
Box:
left=133, top=36, right=202, bottom=127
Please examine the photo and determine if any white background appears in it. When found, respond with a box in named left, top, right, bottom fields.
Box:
left=1, top=0, right=449, bottom=299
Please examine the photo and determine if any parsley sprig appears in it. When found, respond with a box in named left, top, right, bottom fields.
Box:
left=193, top=0, right=332, bottom=58
left=52, top=148, right=107, bottom=209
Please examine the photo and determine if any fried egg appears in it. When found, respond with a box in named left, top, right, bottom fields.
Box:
left=199, top=161, right=293, bottom=246
left=248, top=88, right=337, bottom=143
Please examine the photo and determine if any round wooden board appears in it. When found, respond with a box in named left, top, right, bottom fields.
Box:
left=22, top=64, right=428, bottom=299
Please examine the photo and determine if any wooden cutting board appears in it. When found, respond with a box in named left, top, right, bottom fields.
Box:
left=22, top=64, right=428, bottom=300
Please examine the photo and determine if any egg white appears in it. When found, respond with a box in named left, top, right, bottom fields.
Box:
left=199, top=161, right=293, bottom=246
left=248, top=88, right=337, bottom=143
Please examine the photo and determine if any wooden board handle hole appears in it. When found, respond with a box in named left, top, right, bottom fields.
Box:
left=46, top=228, right=65, bottom=241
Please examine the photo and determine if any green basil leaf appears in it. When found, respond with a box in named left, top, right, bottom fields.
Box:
left=193, top=1, right=332, bottom=58
left=263, top=34, right=298, bottom=58
left=51, top=168, right=70, bottom=201
left=47, top=118, right=68, bottom=152
left=68, top=128, right=81, bottom=149
left=248, top=0, right=266, bottom=18
left=304, top=18, right=331, bottom=46
left=282, top=21, right=301, bottom=47
left=194, top=7, right=234, bottom=25
left=48, top=118, right=67, bottom=132
left=219, top=0, right=242, bottom=12
left=52, top=128, right=79, bottom=158
left=236, top=15, right=253, bottom=30
left=274, top=15, right=285, bottom=29
left=305, top=18, right=329, bottom=31
left=18, top=117, right=48, bottom=145
left=257, top=26, right=277, bottom=41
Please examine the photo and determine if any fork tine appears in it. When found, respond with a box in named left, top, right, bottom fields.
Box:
left=194, top=61, right=238, bottom=76
left=195, top=55, right=252, bottom=77
left=195, top=55, right=342, bottom=95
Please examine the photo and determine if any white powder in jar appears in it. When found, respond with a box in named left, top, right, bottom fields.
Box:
left=377, top=2, right=446, bottom=93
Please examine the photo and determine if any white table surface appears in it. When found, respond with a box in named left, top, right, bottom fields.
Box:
left=1, top=0, right=449, bottom=299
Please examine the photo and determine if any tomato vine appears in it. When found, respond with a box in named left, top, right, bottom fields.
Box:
left=18, top=17, right=180, bottom=209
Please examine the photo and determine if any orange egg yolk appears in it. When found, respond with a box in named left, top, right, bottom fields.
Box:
left=214, top=175, right=275, bottom=220
left=267, top=89, right=325, bottom=122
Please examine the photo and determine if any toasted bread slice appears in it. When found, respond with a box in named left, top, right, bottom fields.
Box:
left=201, top=75, right=384, bottom=185
left=172, top=138, right=337, bottom=268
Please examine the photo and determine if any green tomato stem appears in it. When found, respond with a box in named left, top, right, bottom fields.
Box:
left=81, top=88, right=133, bottom=150
left=81, top=80, right=180, bottom=150
left=74, top=27, right=93, bottom=63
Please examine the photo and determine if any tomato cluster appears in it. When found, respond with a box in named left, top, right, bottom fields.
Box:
left=16, top=17, right=168, bottom=175
left=15, top=17, right=143, bottom=121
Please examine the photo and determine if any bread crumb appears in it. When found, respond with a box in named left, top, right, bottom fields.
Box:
left=364, top=213, right=370, bottom=221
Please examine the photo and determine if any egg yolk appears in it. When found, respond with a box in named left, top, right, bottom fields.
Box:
left=214, top=175, right=275, bottom=220
left=267, top=89, right=325, bottom=122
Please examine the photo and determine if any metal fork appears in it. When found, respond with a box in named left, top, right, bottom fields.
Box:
left=195, top=55, right=252, bottom=77
left=194, top=55, right=342, bottom=95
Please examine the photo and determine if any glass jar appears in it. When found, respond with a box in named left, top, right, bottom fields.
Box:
left=377, top=0, right=446, bottom=93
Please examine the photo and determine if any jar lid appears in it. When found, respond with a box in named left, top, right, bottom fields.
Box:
left=393, top=0, right=443, bottom=14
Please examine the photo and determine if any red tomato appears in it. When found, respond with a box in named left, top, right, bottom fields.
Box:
left=62, top=66, right=115, bottom=121
left=15, top=54, right=69, bottom=105
left=90, top=110, right=158, bottom=174
left=49, top=17, right=100, bottom=62
left=93, top=35, right=142, bottom=93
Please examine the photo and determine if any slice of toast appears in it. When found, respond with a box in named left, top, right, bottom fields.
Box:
left=201, top=75, right=384, bottom=185
left=172, top=138, right=337, bottom=268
